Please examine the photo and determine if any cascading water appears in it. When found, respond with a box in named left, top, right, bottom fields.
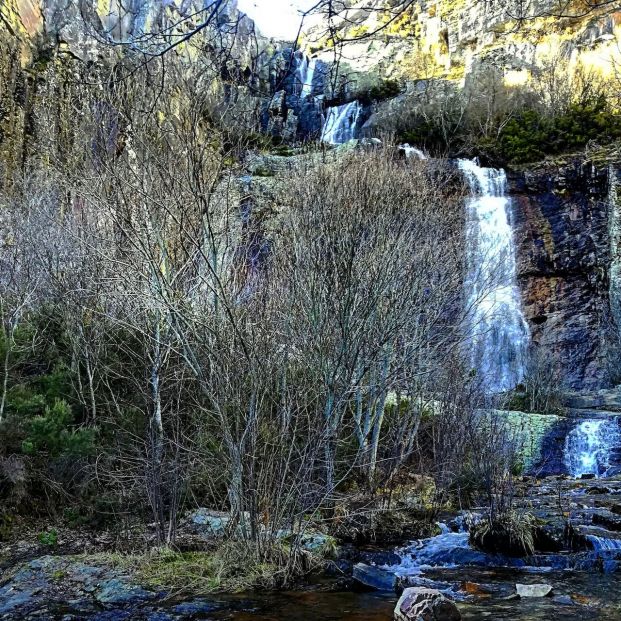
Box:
left=586, top=534, right=621, bottom=551
left=296, top=57, right=316, bottom=99
left=400, top=144, right=428, bottom=160
left=564, top=419, right=621, bottom=478
left=321, top=101, right=362, bottom=144
left=460, top=159, right=529, bottom=393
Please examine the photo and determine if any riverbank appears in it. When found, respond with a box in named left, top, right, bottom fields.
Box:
left=4, top=474, right=621, bottom=619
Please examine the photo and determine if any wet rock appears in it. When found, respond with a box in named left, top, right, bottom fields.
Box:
left=553, top=595, right=575, bottom=606
left=592, top=512, right=621, bottom=531
left=394, top=587, right=461, bottom=621
left=357, top=550, right=401, bottom=566
left=172, top=600, right=222, bottom=615
left=515, top=583, right=553, bottom=597
left=95, top=578, right=155, bottom=605
left=533, top=523, right=565, bottom=552
left=461, top=582, right=492, bottom=598
left=585, top=486, right=610, bottom=495
left=353, top=563, right=398, bottom=591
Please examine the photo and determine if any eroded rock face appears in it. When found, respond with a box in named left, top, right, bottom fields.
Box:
left=394, top=587, right=461, bottom=621
left=508, top=160, right=615, bottom=389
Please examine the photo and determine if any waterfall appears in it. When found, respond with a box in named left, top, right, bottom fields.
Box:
left=400, top=144, right=428, bottom=160
left=297, top=57, right=316, bottom=99
left=460, top=159, right=529, bottom=393
left=564, top=419, right=621, bottom=478
left=586, top=534, right=621, bottom=550
left=321, top=101, right=362, bottom=145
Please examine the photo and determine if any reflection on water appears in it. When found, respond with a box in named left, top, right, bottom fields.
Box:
left=212, top=569, right=621, bottom=621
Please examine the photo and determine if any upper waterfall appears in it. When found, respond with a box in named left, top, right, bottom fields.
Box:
left=321, top=101, right=362, bottom=144
left=460, top=159, right=529, bottom=393
left=297, top=57, right=317, bottom=99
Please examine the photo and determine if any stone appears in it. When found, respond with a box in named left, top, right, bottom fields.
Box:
left=515, top=583, right=553, bottom=598
left=592, top=513, right=621, bottom=531
left=95, top=578, right=155, bottom=605
left=394, top=587, right=461, bottom=621
left=353, top=563, right=398, bottom=591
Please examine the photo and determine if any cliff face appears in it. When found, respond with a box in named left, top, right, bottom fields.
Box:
left=508, top=159, right=618, bottom=389
left=304, top=0, right=621, bottom=91
left=0, top=0, right=273, bottom=185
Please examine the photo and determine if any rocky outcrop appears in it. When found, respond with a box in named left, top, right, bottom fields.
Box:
left=394, top=587, right=461, bottom=621
left=509, top=159, right=615, bottom=389
left=303, top=0, right=621, bottom=94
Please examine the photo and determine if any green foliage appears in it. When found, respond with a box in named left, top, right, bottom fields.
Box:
left=22, top=400, right=95, bottom=458
left=397, top=87, right=621, bottom=164
left=497, top=98, right=621, bottom=163
left=0, top=513, right=14, bottom=542
left=359, top=79, right=402, bottom=105
left=470, top=512, right=536, bottom=557
left=37, top=529, right=58, bottom=547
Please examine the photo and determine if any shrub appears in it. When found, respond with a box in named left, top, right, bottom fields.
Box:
left=22, top=400, right=95, bottom=457
left=37, top=529, right=58, bottom=547
left=359, top=79, right=402, bottom=104
left=470, top=511, right=536, bottom=557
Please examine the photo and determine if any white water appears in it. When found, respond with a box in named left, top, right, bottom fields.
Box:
left=297, top=57, right=316, bottom=99
left=389, top=531, right=470, bottom=577
left=587, top=534, right=621, bottom=550
left=400, top=144, right=428, bottom=160
left=321, top=101, right=362, bottom=144
left=460, top=159, right=529, bottom=393
left=564, top=419, right=621, bottom=478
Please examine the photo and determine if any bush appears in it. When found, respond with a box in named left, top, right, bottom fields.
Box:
left=22, top=400, right=95, bottom=458
left=498, top=97, right=621, bottom=164
left=470, top=512, right=536, bottom=557
left=359, top=79, right=402, bottom=105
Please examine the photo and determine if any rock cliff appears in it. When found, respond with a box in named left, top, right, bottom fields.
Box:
left=509, top=158, right=616, bottom=389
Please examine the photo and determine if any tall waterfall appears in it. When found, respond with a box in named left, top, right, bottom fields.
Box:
left=296, top=57, right=316, bottom=99
left=460, top=159, right=529, bottom=393
left=564, top=419, right=621, bottom=478
left=321, top=101, right=362, bottom=144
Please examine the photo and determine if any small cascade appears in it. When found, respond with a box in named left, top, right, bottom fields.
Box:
left=564, top=419, right=621, bottom=478
left=297, top=57, right=316, bottom=99
left=321, top=101, right=363, bottom=144
left=399, top=144, right=428, bottom=160
left=586, top=534, right=621, bottom=551
left=459, top=159, right=529, bottom=393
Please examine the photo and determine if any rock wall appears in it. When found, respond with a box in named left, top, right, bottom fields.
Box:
left=304, top=0, right=621, bottom=93
left=494, top=410, right=565, bottom=473
left=509, top=159, right=615, bottom=389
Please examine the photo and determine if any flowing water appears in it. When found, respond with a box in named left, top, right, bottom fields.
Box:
left=460, top=159, right=529, bottom=393
left=400, top=143, right=428, bottom=160
left=564, top=419, right=621, bottom=478
left=321, top=101, right=362, bottom=144
left=296, top=56, right=316, bottom=99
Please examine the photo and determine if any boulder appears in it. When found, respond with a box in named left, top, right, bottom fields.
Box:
left=353, top=563, right=398, bottom=591
left=394, top=587, right=461, bottom=621
left=592, top=513, right=621, bottom=532
left=515, top=583, right=553, bottom=598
